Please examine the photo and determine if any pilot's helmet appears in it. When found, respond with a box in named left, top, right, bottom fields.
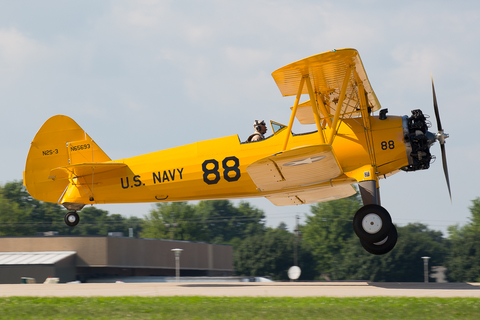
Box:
left=254, top=120, right=266, bottom=131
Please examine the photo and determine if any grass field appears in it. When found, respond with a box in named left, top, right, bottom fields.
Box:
left=1, top=296, right=479, bottom=319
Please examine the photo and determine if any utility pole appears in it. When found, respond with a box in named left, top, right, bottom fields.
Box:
left=422, top=256, right=430, bottom=283
left=294, top=215, right=299, bottom=266
left=289, top=215, right=302, bottom=282
left=172, top=248, right=183, bottom=282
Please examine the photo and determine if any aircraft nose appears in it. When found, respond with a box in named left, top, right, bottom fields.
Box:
left=436, top=131, right=449, bottom=145
left=426, top=131, right=437, bottom=147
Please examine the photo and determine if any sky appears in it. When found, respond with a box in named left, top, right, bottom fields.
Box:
left=0, top=0, right=479, bottom=236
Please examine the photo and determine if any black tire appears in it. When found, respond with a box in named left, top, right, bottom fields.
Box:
left=353, top=204, right=392, bottom=243
left=360, top=224, right=398, bottom=255
left=64, top=212, right=80, bottom=227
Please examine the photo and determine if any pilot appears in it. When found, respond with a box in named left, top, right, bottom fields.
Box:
left=247, top=120, right=267, bottom=142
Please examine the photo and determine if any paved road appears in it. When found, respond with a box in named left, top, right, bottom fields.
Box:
left=1, top=282, right=480, bottom=298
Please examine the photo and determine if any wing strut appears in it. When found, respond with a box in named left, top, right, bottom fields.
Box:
left=283, top=76, right=306, bottom=150
left=329, top=65, right=353, bottom=144
left=354, top=70, right=377, bottom=169
left=304, top=75, right=327, bottom=144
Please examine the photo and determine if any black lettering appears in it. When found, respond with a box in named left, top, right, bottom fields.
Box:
left=177, top=168, right=184, bottom=179
left=153, top=172, right=162, bottom=184
left=202, top=159, right=220, bottom=185
left=42, top=149, right=59, bottom=156
left=133, top=175, right=142, bottom=187
left=121, top=177, right=129, bottom=189
left=168, top=169, right=176, bottom=181
left=163, top=171, right=170, bottom=182
left=381, top=140, right=395, bottom=150
left=222, top=156, right=241, bottom=182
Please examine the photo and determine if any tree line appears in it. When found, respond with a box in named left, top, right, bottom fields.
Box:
left=1, top=180, right=479, bottom=282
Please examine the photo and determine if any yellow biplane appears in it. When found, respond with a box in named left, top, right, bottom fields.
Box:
left=24, top=48, right=450, bottom=255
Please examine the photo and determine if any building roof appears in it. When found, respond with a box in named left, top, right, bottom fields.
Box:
left=0, top=251, right=76, bottom=265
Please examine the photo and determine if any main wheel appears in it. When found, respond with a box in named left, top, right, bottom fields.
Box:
left=353, top=204, right=392, bottom=243
left=360, top=224, right=398, bottom=255
left=64, top=211, right=80, bottom=227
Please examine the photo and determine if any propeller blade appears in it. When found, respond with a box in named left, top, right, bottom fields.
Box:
left=440, top=143, right=452, bottom=200
left=432, top=76, right=443, bottom=132
left=432, top=76, right=451, bottom=200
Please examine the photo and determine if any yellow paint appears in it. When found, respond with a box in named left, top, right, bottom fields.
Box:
left=24, top=114, right=409, bottom=206
left=23, top=48, right=412, bottom=209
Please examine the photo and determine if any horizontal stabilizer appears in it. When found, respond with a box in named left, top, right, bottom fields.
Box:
left=246, top=145, right=342, bottom=192
left=49, top=163, right=127, bottom=180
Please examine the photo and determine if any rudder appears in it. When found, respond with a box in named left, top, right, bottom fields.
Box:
left=24, top=115, right=111, bottom=204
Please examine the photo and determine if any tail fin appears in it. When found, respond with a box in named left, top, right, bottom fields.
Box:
left=24, top=115, right=111, bottom=204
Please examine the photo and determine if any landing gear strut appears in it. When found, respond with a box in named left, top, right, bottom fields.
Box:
left=355, top=181, right=397, bottom=255
left=64, top=211, right=80, bottom=227
left=62, top=203, right=84, bottom=227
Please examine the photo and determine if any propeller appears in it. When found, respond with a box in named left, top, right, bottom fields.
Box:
left=431, top=77, right=451, bottom=200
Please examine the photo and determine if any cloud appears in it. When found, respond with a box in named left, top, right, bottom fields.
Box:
left=0, top=28, right=48, bottom=77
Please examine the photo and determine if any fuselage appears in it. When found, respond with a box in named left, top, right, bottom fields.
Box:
left=61, top=115, right=410, bottom=205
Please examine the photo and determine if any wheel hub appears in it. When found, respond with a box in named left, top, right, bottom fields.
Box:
left=68, top=215, right=77, bottom=223
left=362, top=213, right=383, bottom=234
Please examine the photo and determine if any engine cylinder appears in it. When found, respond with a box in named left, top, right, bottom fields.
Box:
left=402, top=109, right=433, bottom=171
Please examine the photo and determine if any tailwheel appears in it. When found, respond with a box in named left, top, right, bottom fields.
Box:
left=353, top=204, right=392, bottom=243
left=64, top=211, right=80, bottom=227
left=360, top=224, right=398, bottom=255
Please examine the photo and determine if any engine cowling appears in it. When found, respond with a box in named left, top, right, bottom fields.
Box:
left=402, top=109, right=436, bottom=172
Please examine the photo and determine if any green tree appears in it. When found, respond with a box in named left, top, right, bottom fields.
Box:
left=121, top=216, right=144, bottom=238
left=141, top=202, right=204, bottom=240
left=0, top=181, right=65, bottom=235
left=0, top=180, right=144, bottom=237
left=235, top=201, right=266, bottom=239
left=301, top=193, right=362, bottom=277
left=141, top=200, right=265, bottom=244
left=335, top=223, right=447, bottom=282
left=446, top=198, right=480, bottom=282
left=0, top=192, right=32, bottom=235
left=195, top=200, right=265, bottom=244
left=234, top=225, right=316, bottom=280
left=234, top=227, right=293, bottom=280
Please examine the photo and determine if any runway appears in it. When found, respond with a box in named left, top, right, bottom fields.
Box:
left=1, top=282, right=480, bottom=298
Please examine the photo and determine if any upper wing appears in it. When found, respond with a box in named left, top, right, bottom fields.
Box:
left=273, top=48, right=381, bottom=125
left=246, top=145, right=342, bottom=192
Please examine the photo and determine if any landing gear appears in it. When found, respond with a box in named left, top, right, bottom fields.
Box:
left=360, top=225, right=398, bottom=255
left=353, top=204, right=397, bottom=255
left=355, top=180, right=397, bottom=255
left=62, top=203, right=84, bottom=227
left=353, top=204, right=392, bottom=243
left=64, top=211, right=80, bottom=227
